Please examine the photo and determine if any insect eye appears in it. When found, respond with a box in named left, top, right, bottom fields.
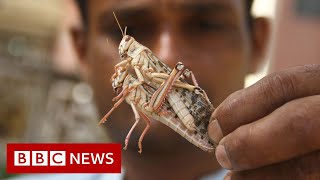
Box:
left=125, top=36, right=131, bottom=42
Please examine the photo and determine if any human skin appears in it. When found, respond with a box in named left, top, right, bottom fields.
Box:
left=207, top=0, right=320, bottom=179
left=72, top=0, right=268, bottom=179
left=208, top=65, right=320, bottom=179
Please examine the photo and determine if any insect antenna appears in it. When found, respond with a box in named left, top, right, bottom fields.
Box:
left=124, top=26, right=127, bottom=36
left=113, top=11, right=124, bottom=36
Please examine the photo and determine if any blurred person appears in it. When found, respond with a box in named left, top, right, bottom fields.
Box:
left=72, top=0, right=270, bottom=179
left=52, top=0, right=82, bottom=75
left=7, top=0, right=320, bottom=179
left=10, top=0, right=269, bottom=179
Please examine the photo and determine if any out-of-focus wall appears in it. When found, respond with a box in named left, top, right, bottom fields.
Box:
left=0, top=0, right=62, bottom=165
left=0, top=1, right=107, bottom=173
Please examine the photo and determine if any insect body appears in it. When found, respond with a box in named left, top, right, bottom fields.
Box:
left=99, top=34, right=216, bottom=153
left=114, top=36, right=205, bottom=131
left=102, top=68, right=215, bottom=153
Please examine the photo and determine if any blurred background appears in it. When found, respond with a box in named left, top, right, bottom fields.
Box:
left=0, top=0, right=275, bottom=178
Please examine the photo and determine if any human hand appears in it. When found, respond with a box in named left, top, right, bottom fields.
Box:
left=208, top=65, right=320, bottom=179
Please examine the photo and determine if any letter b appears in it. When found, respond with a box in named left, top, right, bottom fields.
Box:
left=14, top=151, right=30, bottom=166
left=32, top=151, right=48, bottom=166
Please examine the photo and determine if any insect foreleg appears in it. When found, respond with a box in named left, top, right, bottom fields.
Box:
left=98, top=88, right=130, bottom=125
left=112, top=60, right=129, bottom=78
left=114, top=59, right=130, bottom=70
left=112, top=86, right=129, bottom=101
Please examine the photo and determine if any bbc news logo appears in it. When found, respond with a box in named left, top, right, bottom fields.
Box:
left=7, top=144, right=121, bottom=173
left=13, top=151, right=114, bottom=166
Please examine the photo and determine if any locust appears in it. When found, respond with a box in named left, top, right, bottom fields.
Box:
left=98, top=13, right=216, bottom=153
left=100, top=66, right=215, bottom=153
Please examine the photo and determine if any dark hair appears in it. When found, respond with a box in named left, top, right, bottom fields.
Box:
left=75, top=0, right=254, bottom=30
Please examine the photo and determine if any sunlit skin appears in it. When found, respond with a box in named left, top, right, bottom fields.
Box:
left=73, top=0, right=268, bottom=179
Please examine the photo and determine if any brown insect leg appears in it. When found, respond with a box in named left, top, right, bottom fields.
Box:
left=98, top=89, right=129, bottom=125
left=183, top=69, right=210, bottom=101
left=138, top=111, right=151, bottom=154
left=112, top=86, right=128, bottom=101
left=185, top=70, right=199, bottom=87
left=123, top=101, right=140, bottom=150
left=147, top=62, right=185, bottom=111
left=152, top=77, right=195, bottom=91
left=111, top=60, right=129, bottom=80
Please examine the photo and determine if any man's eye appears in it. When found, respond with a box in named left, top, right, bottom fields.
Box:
left=185, top=19, right=230, bottom=34
left=198, top=21, right=226, bottom=31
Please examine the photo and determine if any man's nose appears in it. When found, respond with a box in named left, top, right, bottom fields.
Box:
left=152, top=30, right=179, bottom=67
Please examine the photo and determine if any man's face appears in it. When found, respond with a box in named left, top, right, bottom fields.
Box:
left=81, top=0, right=257, bottom=153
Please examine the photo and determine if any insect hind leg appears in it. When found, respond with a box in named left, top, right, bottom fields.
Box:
left=146, top=62, right=185, bottom=112
left=138, top=111, right=151, bottom=154
left=123, top=101, right=141, bottom=150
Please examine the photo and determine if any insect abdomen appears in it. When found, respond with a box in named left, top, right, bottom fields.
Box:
left=167, top=91, right=196, bottom=131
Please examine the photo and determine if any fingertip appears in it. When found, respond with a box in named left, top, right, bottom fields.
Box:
left=208, top=118, right=224, bottom=144
left=216, top=145, right=233, bottom=170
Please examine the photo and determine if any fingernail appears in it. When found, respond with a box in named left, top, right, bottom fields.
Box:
left=215, top=145, right=233, bottom=170
left=208, top=119, right=223, bottom=143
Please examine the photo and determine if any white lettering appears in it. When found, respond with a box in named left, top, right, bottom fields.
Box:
left=69, top=152, right=114, bottom=165
left=32, top=151, right=48, bottom=166
left=82, top=153, right=90, bottom=164
left=50, top=151, right=66, bottom=166
left=91, top=153, right=104, bottom=164
left=70, top=153, right=80, bottom=164
left=105, top=153, right=114, bottom=164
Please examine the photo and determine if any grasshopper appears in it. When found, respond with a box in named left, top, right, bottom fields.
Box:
left=100, top=66, right=215, bottom=153
left=112, top=35, right=211, bottom=131
left=99, top=13, right=216, bottom=153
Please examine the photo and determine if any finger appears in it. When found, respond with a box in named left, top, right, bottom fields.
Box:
left=208, top=64, right=320, bottom=143
left=225, top=150, right=320, bottom=180
left=215, top=95, right=320, bottom=171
